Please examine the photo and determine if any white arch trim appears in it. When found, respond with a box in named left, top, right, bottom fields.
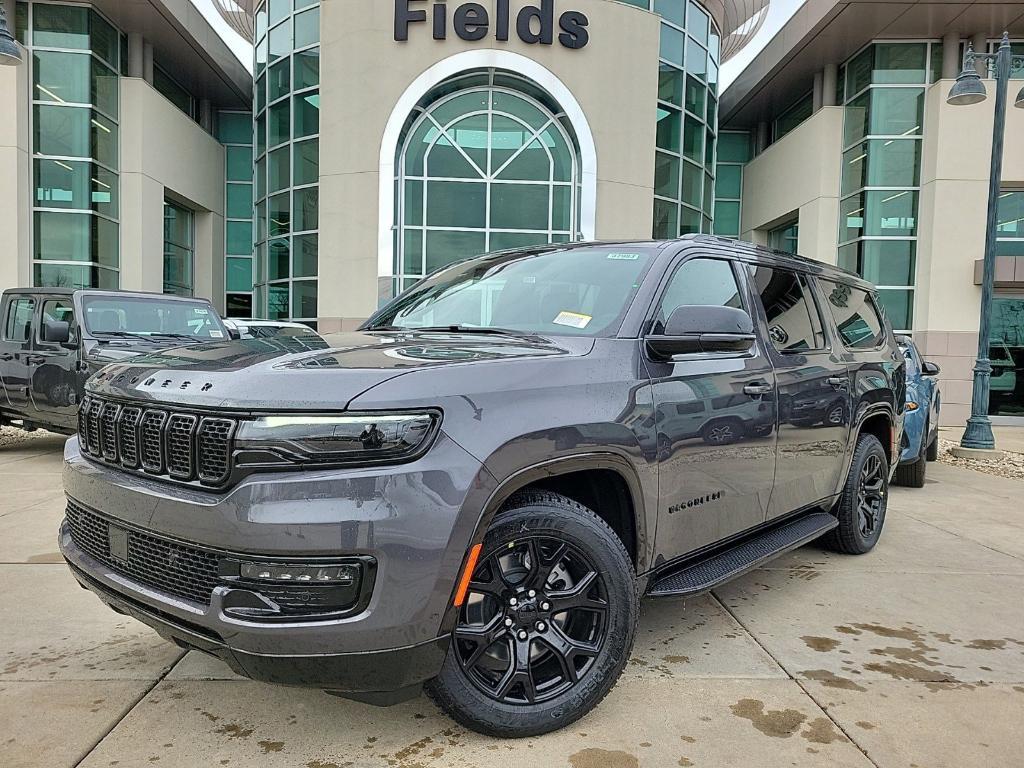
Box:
left=377, top=49, right=598, bottom=278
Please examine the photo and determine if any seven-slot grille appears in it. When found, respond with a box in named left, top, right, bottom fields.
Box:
left=78, top=395, right=236, bottom=487
left=65, top=500, right=221, bottom=605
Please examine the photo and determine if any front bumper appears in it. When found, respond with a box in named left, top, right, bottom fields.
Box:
left=60, top=432, right=494, bottom=695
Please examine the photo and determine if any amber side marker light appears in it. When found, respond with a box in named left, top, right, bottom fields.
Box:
left=453, top=543, right=483, bottom=607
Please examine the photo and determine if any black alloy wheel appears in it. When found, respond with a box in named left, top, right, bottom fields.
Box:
left=857, top=452, right=885, bottom=536
left=823, top=432, right=889, bottom=555
left=427, top=491, right=639, bottom=738
left=453, top=536, right=607, bottom=705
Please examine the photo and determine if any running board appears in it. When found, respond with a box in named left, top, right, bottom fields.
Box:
left=647, top=512, right=838, bottom=598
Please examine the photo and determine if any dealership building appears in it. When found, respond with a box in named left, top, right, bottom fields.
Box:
left=1, top=0, right=1023, bottom=426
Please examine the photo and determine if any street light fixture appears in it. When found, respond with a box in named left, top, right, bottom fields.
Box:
left=946, top=33, right=1024, bottom=451
left=0, top=3, right=21, bottom=66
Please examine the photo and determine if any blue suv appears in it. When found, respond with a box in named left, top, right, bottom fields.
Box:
left=894, top=335, right=941, bottom=487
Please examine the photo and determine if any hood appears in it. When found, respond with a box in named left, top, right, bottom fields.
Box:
left=85, top=330, right=593, bottom=410
left=85, top=337, right=210, bottom=367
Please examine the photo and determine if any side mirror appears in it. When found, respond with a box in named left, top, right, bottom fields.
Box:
left=227, top=327, right=241, bottom=340
left=646, top=305, right=756, bottom=359
left=921, top=360, right=941, bottom=376
left=42, top=319, right=71, bottom=345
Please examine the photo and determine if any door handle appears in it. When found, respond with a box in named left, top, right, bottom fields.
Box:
left=25, top=355, right=46, bottom=366
left=743, top=382, right=773, bottom=397
left=827, top=376, right=848, bottom=389
left=0, top=353, right=11, bottom=361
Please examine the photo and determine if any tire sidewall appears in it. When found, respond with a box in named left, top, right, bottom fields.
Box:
left=429, top=501, right=638, bottom=737
left=845, top=435, right=889, bottom=550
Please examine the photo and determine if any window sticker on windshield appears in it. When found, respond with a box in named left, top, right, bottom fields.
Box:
left=194, top=308, right=208, bottom=315
left=607, top=252, right=641, bottom=261
left=553, top=311, right=592, bottom=329
left=209, top=330, right=224, bottom=338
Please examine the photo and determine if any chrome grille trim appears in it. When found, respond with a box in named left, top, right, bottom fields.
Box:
left=77, top=396, right=237, bottom=488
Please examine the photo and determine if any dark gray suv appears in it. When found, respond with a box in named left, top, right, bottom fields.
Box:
left=60, top=236, right=905, bottom=737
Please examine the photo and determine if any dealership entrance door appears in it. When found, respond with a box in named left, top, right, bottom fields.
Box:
left=392, top=69, right=583, bottom=293
left=989, top=293, right=1024, bottom=421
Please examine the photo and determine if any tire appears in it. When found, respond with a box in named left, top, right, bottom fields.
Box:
left=426, top=491, right=639, bottom=738
left=893, top=455, right=926, bottom=488
left=926, top=428, right=939, bottom=462
left=823, top=433, right=889, bottom=554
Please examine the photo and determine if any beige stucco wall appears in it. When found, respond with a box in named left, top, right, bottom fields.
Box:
left=915, top=79, right=1024, bottom=425
left=119, top=78, right=226, bottom=309
left=0, top=51, right=32, bottom=292
left=738, top=106, right=844, bottom=263
left=317, top=0, right=660, bottom=330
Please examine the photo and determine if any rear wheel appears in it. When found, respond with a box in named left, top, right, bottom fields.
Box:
left=893, top=455, right=926, bottom=487
left=824, top=433, right=889, bottom=554
left=427, top=491, right=638, bottom=737
left=925, top=423, right=939, bottom=462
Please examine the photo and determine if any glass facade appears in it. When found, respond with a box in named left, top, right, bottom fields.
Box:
left=393, top=70, right=582, bottom=294
left=27, top=2, right=121, bottom=289
left=253, top=0, right=320, bottom=324
left=162, top=200, right=194, bottom=295
left=620, top=0, right=719, bottom=238
left=773, top=92, right=813, bottom=141
left=712, top=131, right=749, bottom=238
left=769, top=220, right=799, bottom=254
left=990, top=295, right=1024, bottom=418
left=837, top=42, right=944, bottom=332
left=218, top=111, right=255, bottom=317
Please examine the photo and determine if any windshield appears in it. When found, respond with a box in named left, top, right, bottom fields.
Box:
left=365, top=246, right=658, bottom=336
left=82, top=296, right=227, bottom=340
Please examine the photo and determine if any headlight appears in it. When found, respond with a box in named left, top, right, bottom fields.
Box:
left=234, top=412, right=439, bottom=468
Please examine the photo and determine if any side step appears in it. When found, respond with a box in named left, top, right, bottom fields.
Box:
left=647, top=512, right=838, bottom=598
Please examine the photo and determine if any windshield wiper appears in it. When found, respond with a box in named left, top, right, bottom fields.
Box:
left=401, top=325, right=526, bottom=336
left=148, top=333, right=202, bottom=341
left=92, top=331, right=146, bottom=339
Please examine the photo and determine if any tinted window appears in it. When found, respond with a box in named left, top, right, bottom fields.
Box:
left=40, top=298, right=74, bottom=341
left=4, top=297, right=35, bottom=342
left=82, top=296, right=227, bottom=339
left=820, top=280, right=885, bottom=348
left=654, top=258, right=743, bottom=333
left=748, top=266, right=826, bottom=352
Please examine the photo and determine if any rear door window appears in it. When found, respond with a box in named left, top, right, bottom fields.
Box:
left=819, top=280, right=885, bottom=349
left=3, top=297, right=35, bottom=343
left=747, top=265, right=827, bottom=352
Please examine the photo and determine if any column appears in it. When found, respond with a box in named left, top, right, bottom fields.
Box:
left=822, top=63, right=838, bottom=107
left=942, top=32, right=960, bottom=78
left=128, top=33, right=145, bottom=78
left=812, top=71, right=824, bottom=112
left=971, top=32, right=987, bottom=76
left=143, top=41, right=154, bottom=84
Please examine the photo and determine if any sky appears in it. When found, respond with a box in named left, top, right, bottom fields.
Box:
left=189, top=0, right=808, bottom=89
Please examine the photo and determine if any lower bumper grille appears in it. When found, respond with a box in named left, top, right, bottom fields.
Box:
left=65, top=500, right=220, bottom=606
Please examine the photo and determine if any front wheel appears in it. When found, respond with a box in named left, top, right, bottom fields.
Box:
left=426, top=491, right=639, bottom=737
left=823, top=433, right=889, bottom=554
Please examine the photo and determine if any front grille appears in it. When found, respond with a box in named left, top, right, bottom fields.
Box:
left=78, top=395, right=237, bottom=488
left=66, top=500, right=221, bottom=605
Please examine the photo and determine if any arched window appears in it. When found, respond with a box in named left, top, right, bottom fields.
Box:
left=394, top=70, right=582, bottom=290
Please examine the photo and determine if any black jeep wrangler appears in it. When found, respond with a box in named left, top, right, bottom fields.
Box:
left=60, top=237, right=904, bottom=737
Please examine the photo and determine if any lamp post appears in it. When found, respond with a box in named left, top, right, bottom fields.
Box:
left=0, top=0, right=21, bottom=66
left=946, top=33, right=1024, bottom=451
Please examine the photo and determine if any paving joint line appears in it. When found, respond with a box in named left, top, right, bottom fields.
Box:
left=900, top=511, right=1023, bottom=562
left=70, top=650, right=187, bottom=768
left=711, top=590, right=881, bottom=768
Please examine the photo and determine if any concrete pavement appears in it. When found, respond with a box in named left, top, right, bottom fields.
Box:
left=1, top=432, right=1022, bottom=768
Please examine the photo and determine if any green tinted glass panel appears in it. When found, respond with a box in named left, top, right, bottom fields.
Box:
left=226, top=184, right=253, bottom=219
left=425, top=181, right=485, bottom=228
left=654, top=0, right=684, bottom=27
left=658, top=64, right=683, bottom=107
left=653, top=198, right=678, bottom=238
left=713, top=200, right=740, bottom=236
left=656, top=106, right=681, bottom=152
left=837, top=239, right=916, bottom=286
left=34, top=159, right=117, bottom=216
left=682, top=115, right=703, bottom=162
left=293, top=139, right=318, bottom=185
left=269, top=192, right=290, bottom=236
left=33, top=51, right=89, bottom=106
left=489, top=232, right=549, bottom=252
left=268, top=146, right=290, bottom=192
left=226, top=146, right=253, bottom=181
left=294, top=92, right=319, bottom=137
left=775, top=93, right=812, bottom=139
left=872, top=43, right=927, bottom=84
left=715, top=163, right=741, bottom=198
left=425, top=230, right=486, bottom=272
left=89, top=10, right=118, bottom=68
left=269, top=101, right=289, bottom=146
left=294, top=48, right=319, bottom=90
left=226, top=221, right=253, bottom=255
left=153, top=67, right=192, bottom=117
left=33, top=4, right=88, bottom=49
left=997, top=191, right=1024, bottom=236
left=294, top=7, right=319, bottom=49
left=218, top=112, right=252, bottom=144
left=293, top=187, right=318, bottom=232
left=660, top=25, right=684, bottom=67
left=34, top=104, right=89, bottom=158
left=840, top=190, right=918, bottom=242
left=267, top=284, right=289, bottom=320
left=717, top=132, right=750, bottom=163
left=687, top=1, right=709, bottom=45
left=226, top=257, right=253, bottom=292
left=293, top=280, right=317, bottom=318
left=684, top=74, right=705, bottom=117
left=34, top=211, right=117, bottom=266
left=841, top=139, right=921, bottom=196
left=490, top=184, right=549, bottom=230
left=876, top=289, right=913, bottom=330
left=847, top=47, right=873, bottom=96
left=492, top=91, right=548, bottom=131
left=268, top=18, right=291, bottom=63
left=680, top=206, right=700, bottom=235
left=869, top=88, right=924, bottom=136
left=681, top=162, right=701, bottom=206
left=268, top=238, right=290, bottom=279
left=687, top=37, right=707, bottom=81
left=35, top=263, right=117, bottom=290
left=292, top=234, right=317, bottom=277
left=655, top=152, right=680, bottom=198
left=404, top=180, right=423, bottom=225
left=268, top=58, right=290, bottom=103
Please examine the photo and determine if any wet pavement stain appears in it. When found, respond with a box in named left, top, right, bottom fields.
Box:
left=801, top=669, right=867, bottom=692
left=966, top=639, right=1007, bottom=650
left=801, top=717, right=845, bottom=744
left=729, top=698, right=807, bottom=738
left=863, top=660, right=958, bottom=683
left=678, top=758, right=694, bottom=766
left=568, top=748, right=640, bottom=768
left=855, top=721, right=877, bottom=730
left=213, top=723, right=254, bottom=740
left=801, top=636, right=841, bottom=652
left=257, top=740, right=284, bottom=753
left=662, top=655, right=690, bottom=664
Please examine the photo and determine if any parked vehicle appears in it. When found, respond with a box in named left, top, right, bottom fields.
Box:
left=990, top=339, right=1017, bottom=396
left=223, top=318, right=322, bottom=341
left=893, top=335, right=941, bottom=487
left=0, top=289, right=228, bottom=435
left=60, top=237, right=905, bottom=737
